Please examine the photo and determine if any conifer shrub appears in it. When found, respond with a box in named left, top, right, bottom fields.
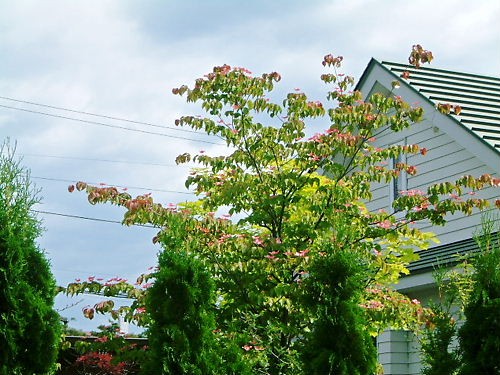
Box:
left=300, top=249, right=377, bottom=375
left=458, top=219, right=500, bottom=375
left=0, top=142, right=61, bottom=375
left=144, top=247, right=250, bottom=375
left=421, top=308, right=460, bottom=375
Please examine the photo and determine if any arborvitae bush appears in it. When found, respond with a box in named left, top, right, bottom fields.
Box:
left=458, top=224, right=500, bottom=375
left=144, top=247, right=250, bottom=375
left=421, top=308, right=460, bottom=375
left=0, top=142, right=61, bottom=375
left=300, top=250, right=377, bottom=375
left=144, top=249, right=213, bottom=374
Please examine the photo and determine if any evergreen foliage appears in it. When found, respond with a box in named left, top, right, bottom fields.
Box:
left=458, top=219, right=500, bottom=375
left=420, top=264, right=467, bottom=375
left=0, top=141, right=61, bottom=375
left=421, top=308, right=460, bottom=375
left=300, top=249, right=377, bottom=375
left=144, top=222, right=250, bottom=375
left=144, top=249, right=214, bottom=374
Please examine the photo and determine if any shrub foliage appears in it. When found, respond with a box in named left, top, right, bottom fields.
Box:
left=0, top=141, right=61, bottom=375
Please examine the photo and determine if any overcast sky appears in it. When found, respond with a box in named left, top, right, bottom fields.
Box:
left=1, top=0, right=499, bottom=332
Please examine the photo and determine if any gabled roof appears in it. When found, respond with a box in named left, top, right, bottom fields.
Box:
left=380, top=61, right=500, bottom=154
left=407, top=231, right=499, bottom=275
left=408, top=236, right=480, bottom=274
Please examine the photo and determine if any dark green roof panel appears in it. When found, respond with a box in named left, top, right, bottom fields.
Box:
left=407, top=232, right=499, bottom=274
left=381, top=61, right=500, bottom=153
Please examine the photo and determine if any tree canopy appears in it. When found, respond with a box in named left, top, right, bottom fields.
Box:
left=65, top=46, right=500, bottom=374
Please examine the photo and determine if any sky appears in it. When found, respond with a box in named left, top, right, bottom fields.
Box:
left=1, top=0, right=499, bottom=332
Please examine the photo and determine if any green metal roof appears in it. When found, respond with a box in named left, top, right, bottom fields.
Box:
left=408, top=236, right=479, bottom=274
left=408, top=232, right=498, bottom=274
left=381, top=61, right=500, bottom=154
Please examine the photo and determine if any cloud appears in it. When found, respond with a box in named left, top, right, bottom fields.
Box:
left=1, top=0, right=498, bottom=332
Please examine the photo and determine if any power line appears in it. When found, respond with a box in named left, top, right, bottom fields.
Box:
left=56, top=267, right=142, bottom=280
left=33, top=209, right=157, bottom=229
left=0, top=104, right=222, bottom=145
left=21, top=152, right=192, bottom=168
left=0, top=95, right=199, bottom=134
left=31, top=175, right=195, bottom=195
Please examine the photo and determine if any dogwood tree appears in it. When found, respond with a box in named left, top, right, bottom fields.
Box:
left=66, top=46, right=499, bottom=374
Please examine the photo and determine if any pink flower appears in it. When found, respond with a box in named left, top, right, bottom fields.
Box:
left=308, top=133, right=323, bottom=143
left=402, top=189, right=425, bottom=197
left=377, top=220, right=392, bottom=229
left=364, top=300, right=384, bottom=309
left=253, top=236, right=264, bottom=246
left=308, top=152, right=321, bottom=161
left=295, top=249, right=310, bottom=257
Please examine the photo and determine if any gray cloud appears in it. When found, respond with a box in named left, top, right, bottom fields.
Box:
left=1, top=0, right=498, bottom=332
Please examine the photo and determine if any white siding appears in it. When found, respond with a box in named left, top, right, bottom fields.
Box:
left=377, top=330, right=421, bottom=375
left=359, top=64, right=500, bottom=374
left=364, top=98, right=499, bottom=246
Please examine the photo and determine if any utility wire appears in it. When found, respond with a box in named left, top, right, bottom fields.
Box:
left=21, top=152, right=193, bottom=168
left=25, top=153, right=173, bottom=167
left=0, top=95, right=199, bottom=134
left=81, top=291, right=134, bottom=300
left=31, top=175, right=195, bottom=195
left=33, top=209, right=157, bottom=229
left=0, top=104, right=222, bottom=145
left=56, top=267, right=141, bottom=280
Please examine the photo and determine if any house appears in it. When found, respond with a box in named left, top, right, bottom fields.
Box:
left=355, top=59, right=500, bottom=374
